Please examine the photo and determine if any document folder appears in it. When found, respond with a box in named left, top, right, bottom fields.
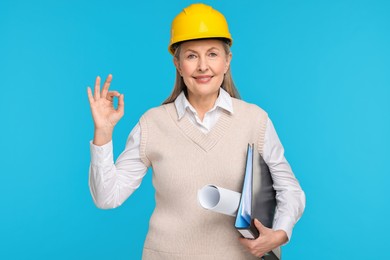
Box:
left=235, top=144, right=281, bottom=260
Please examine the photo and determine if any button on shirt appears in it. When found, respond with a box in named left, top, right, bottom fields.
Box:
left=89, top=88, right=305, bottom=241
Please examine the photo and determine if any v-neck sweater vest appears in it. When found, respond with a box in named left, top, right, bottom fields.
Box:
left=139, top=98, right=268, bottom=260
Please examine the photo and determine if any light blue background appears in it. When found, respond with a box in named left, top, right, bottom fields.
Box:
left=1, top=0, right=389, bottom=259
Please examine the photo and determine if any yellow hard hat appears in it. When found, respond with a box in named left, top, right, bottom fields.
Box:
left=168, top=3, right=233, bottom=55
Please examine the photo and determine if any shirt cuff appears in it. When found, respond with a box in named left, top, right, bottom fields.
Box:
left=89, top=140, right=114, bottom=166
left=273, top=215, right=294, bottom=243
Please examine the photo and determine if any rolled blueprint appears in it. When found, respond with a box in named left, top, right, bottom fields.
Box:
left=197, top=185, right=241, bottom=216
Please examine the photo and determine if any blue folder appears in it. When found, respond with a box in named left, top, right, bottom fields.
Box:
left=234, top=144, right=281, bottom=260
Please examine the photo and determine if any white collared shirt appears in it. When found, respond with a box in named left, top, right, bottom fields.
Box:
left=174, top=89, right=233, bottom=133
left=89, top=88, right=305, bottom=241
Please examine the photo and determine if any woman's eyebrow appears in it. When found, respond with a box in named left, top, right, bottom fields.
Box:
left=207, top=47, right=220, bottom=52
left=183, top=47, right=221, bottom=53
left=183, top=48, right=198, bottom=54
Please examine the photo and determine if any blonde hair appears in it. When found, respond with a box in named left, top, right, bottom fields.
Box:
left=162, top=40, right=240, bottom=104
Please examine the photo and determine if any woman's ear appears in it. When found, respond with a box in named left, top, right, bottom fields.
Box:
left=225, top=52, right=232, bottom=73
left=173, top=57, right=182, bottom=76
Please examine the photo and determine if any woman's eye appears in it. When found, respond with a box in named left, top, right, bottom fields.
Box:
left=208, top=52, right=218, bottom=57
left=187, top=54, right=197, bottom=59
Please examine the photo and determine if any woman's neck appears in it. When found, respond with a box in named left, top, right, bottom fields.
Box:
left=187, top=93, right=218, bottom=122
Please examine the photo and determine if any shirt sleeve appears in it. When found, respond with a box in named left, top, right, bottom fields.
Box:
left=89, top=123, right=148, bottom=209
left=263, top=118, right=306, bottom=242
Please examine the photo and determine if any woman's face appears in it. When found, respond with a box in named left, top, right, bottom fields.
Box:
left=174, top=39, right=232, bottom=103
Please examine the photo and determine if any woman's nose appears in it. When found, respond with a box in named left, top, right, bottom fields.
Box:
left=197, top=56, right=209, bottom=72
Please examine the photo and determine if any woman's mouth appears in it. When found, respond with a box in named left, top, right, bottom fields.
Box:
left=193, top=75, right=213, bottom=84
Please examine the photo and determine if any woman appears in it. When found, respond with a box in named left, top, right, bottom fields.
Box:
left=87, top=3, right=305, bottom=259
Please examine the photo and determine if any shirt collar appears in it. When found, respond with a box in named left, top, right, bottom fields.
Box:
left=174, top=88, right=233, bottom=120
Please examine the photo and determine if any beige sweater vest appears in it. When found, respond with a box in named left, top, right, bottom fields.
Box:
left=139, top=98, right=268, bottom=260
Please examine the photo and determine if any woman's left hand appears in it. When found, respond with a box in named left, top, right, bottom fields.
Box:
left=238, top=219, right=288, bottom=258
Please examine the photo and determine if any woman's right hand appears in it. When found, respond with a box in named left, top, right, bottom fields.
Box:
left=87, top=74, right=124, bottom=145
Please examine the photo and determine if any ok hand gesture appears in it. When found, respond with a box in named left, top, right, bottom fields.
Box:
left=87, top=74, right=124, bottom=145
